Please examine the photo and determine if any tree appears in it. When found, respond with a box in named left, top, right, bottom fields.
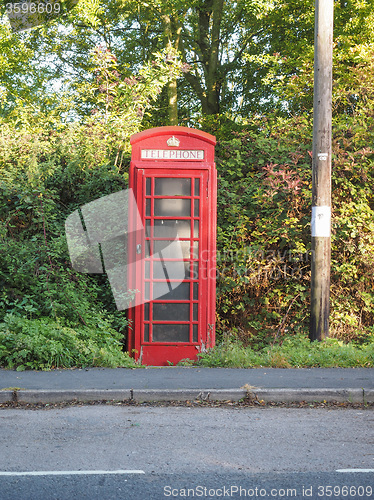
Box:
left=110, top=0, right=272, bottom=117
left=242, top=0, right=374, bottom=116
left=2, top=0, right=374, bottom=122
left=0, top=0, right=273, bottom=121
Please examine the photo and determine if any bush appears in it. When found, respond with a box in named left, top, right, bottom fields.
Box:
left=0, top=115, right=132, bottom=369
left=2, top=51, right=374, bottom=367
left=214, top=114, right=314, bottom=345
left=0, top=314, right=136, bottom=370
left=214, top=103, right=374, bottom=346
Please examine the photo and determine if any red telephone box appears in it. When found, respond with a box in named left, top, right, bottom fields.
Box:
left=127, top=126, right=216, bottom=365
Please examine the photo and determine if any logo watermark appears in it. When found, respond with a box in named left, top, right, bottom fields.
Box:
left=65, top=189, right=185, bottom=311
left=5, top=0, right=79, bottom=32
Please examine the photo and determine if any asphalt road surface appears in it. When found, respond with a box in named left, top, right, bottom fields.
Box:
left=0, top=406, right=373, bottom=499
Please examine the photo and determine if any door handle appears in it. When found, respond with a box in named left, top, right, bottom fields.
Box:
left=136, top=244, right=142, bottom=254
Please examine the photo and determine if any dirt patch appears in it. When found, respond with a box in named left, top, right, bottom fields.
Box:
left=0, top=399, right=373, bottom=410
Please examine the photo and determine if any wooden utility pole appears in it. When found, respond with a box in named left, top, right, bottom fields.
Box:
left=310, top=0, right=333, bottom=341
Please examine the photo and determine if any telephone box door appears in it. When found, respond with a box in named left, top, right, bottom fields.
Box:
left=132, top=167, right=210, bottom=365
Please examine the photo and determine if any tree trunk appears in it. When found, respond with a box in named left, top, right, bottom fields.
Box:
left=167, top=78, right=178, bottom=125
left=194, top=0, right=224, bottom=115
left=162, top=14, right=180, bottom=125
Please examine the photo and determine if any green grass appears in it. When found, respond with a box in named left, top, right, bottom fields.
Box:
left=196, top=334, right=374, bottom=368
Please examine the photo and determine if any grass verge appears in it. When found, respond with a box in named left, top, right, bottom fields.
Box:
left=1, top=315, right=373, bottom=369
left=196, top=335, right=374, bottom=368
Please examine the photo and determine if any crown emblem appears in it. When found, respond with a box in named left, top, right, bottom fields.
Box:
left=167, top=136, right=180, bottom=147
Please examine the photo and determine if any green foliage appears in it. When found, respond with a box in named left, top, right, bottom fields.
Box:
left=0, top=106, right=135, bottom=370
left=214, top=114, right=313, bottom=346
left=0, top=314, right=136, bottom=370
left=198, top=335, right=374, bottom=368
left=246, top=0, right=374, bottom=116
left=1, top=0, right=374, bottom=368
left=213, top=52, right=374, bottom=345
left=0, top=31, right=185, bottom=369
left=2, top=51, right=374, bottom=365
left=2, top=0, right=374, bottom=120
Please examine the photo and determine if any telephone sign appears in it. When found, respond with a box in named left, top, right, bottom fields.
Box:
left=127, top=126, right=217, bottom=366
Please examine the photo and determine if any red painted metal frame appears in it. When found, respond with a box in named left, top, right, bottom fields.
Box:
left=127, top=126, right=216, bottom=366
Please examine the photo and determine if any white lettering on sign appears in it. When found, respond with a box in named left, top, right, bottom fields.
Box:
left=141, top=149, right=204, bottom=160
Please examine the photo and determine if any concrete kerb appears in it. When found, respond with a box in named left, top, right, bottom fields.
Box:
left=364, top=388, right=374, bottom=404
left=131, top=389, right=247, bottom=402
left=0, top=387, right=371, bottom=404
left=0, top=391, right=14, bottom=403
left=14, top=389, right=132, bottom=404
left=252, top=388, right=367, bottom=404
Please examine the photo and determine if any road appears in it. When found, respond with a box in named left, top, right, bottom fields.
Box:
left=0, top=405, right=373, bottom=499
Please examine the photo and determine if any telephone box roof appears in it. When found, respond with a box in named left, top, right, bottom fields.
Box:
left=130, top=126, right=216, bottom=146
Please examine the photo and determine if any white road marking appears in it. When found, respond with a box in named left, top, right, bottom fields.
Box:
left=336, top=469, right=374, bottom=473
left=0, top=470, right=145, bottom=476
